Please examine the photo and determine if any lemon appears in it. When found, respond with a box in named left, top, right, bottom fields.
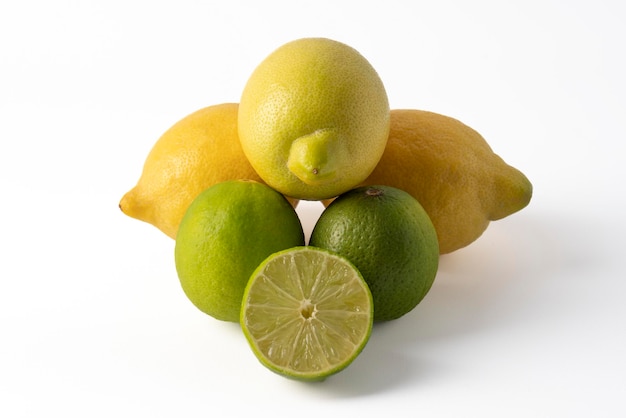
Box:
left=238, top=37, right=390, bottom=200
left=119, top=103, right=298, bottom=239
left=327, top=109, right=533, bottom=254
left=311, top=185, right=439, bottom=321
left=175, top=180, right=305, bottom=322
left=241, top=246, right=373, bottom=381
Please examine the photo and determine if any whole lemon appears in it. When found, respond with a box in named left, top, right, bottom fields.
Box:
left=310, top=185, right=439, bottom=321
left=175, top=180, right=305, bottom=322
left=238, top=38, right=390, bottom=201
left=328, top=109, right=533, bottom=254
left=119, top=103, right=297, bottom=239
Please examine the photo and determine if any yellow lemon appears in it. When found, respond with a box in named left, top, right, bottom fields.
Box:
left=344, top=109, right=533, bottom=254
left=119, top=103, right=297, bottom=239
left=238, top=38, right=390, bottom=200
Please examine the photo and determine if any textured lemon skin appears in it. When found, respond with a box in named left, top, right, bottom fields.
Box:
left=238, top=38, right=390, bottom=201
left=350, top=110, right=533, bottom=254
left=120, top=103, right=298, bottom=239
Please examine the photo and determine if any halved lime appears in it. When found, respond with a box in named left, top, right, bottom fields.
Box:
left=240, top=246, right=373, bottom=381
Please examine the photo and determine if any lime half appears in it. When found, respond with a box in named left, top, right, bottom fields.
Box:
left=240, top=246, right=373, bottom=381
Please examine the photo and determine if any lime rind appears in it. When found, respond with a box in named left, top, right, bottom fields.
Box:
left=310, top=185, right=440, bottom=321
left=240, top=246, right=373, bottom=381
left=174, top=180, right=305, bottom=322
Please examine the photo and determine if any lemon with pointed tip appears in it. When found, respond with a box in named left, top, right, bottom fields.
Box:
left=325, top=109, right=533, bottom=254
left=119, top=103, right=298, bottom=239
left=238, top=37, right=390, bottom=200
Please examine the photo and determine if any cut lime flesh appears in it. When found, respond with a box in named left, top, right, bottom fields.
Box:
left=240, top=246, right=373, bottom=381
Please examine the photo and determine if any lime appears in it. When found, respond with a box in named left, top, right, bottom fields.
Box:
left=238, top=37, right=390, bottom=200
left=310, top=186, right=439, bottom=321
left=240, top=246, right=373, bottom=381
left=175, top=180, right=305, bottom=322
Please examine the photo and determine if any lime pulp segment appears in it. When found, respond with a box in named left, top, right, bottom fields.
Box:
left=240, top=247, right=373, bottom=380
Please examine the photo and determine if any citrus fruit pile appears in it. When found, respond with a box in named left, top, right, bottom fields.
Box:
left=120, top=37, right=532, bottom=381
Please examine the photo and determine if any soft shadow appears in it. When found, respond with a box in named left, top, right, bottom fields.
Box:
left=297, top=318, right=451, bottom=398
left=413, top=210, right=604, bottom=343
left=405, top=212, right=556, bottom=343
left=296, top=305, right=455, bottom=398
left=314, top=322, right=420, bottom=396
left=296, top=210, right=588, bottom=396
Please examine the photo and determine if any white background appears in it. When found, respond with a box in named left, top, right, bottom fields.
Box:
left=1, top=1, right=625, bottom=417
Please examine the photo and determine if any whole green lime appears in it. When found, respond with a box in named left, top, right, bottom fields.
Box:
left=175, top=180, right=305, bottom=322
left=310, top=185, right=439, bottom=321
